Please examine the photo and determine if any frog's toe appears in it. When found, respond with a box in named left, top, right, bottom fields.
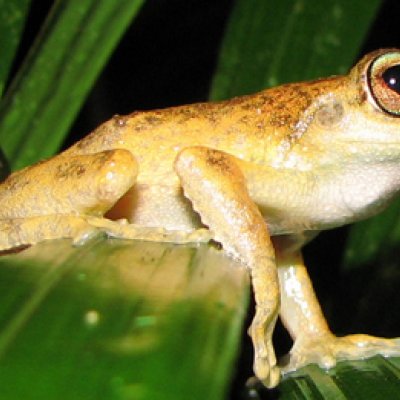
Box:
left=342, top=334, right=400, bottom=358
left=280, top=333, right=400, bottom=375
left=253, top=355, right=281, bottom=388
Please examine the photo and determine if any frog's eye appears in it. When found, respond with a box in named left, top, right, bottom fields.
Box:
left=368, top=51, right=400, bottom=116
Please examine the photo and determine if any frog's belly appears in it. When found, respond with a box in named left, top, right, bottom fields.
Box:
left=105, top=182, right=304, bottom=236
left=106, top=183, right=203, bottom=232
left=106, top=183, right=297, bottom=238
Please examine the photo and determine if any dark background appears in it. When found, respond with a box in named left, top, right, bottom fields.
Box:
left=10, top=1, right=400, bottom=398
left=18, top=0, right=400, bottom=144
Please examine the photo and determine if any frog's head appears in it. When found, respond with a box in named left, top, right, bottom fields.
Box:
left=286, top=49, right=400, bottom=221
left=295, top=48, right=400, bottom=165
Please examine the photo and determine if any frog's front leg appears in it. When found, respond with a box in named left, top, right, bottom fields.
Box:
left=276, top=242, right=400, bottom=374
left=174, top=146, right=280, bottom=388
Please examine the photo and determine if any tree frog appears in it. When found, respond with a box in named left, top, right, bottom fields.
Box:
left=1, top=48, right=400, bottom=388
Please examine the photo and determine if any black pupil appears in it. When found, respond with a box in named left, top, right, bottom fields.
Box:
left=382, top=64, right=400, bottom=94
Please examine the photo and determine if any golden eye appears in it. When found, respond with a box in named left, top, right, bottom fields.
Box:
left=367, top=51, right=400, bottom=116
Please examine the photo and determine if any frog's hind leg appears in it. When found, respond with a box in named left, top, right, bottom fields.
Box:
left=276, top=246, right=400, bottom=374
left=0, top=215, right=102, bottom=251
left=0, top=149, right=138, bottom=224
left=0, top=214, right=213, bottom=252
left=0, top=149, right=139, bottom=251
left=87, top=216, right=213, bottom=244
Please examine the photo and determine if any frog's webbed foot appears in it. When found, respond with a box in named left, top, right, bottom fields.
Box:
left=281, top=333, right=400, bottom=374
left=86, top=216, right=212, bottom=243
left=0, top=215, right=101, bottom=251
left=0, top=215, right=212, bottom=252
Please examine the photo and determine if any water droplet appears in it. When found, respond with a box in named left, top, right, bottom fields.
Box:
left=84, top=310, right=101, bottom=326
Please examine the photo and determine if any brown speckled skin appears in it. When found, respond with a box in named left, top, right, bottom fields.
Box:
left=2, top=49, right=400, bottom=388
left=65, top=76, right=346, bottom=180
left=57, top=49, right=400, bottom=234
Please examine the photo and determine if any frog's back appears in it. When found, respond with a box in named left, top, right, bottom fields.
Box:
left=64, top=76, right=344, bottom=185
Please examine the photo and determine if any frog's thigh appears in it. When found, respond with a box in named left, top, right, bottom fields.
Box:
left=0, top=149, right=140, bottom=251
left=174, top=146, right=280, bottom=388
left=0, top=150, right=138, bottom=220
left=275, top=241, right=400, bottom=374
left=0, top=215, right=101, bottom=251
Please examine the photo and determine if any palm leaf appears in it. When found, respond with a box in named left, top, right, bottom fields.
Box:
left=0, top=239, right=248, bottom=400
left=0, top=0, right=31, bottom=97
left=0, top=0, right=145, bottom=170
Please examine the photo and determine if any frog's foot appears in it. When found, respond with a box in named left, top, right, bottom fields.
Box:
left=0, top=215, right=102, bottom=251
left=253, top=346, right=280, bottom=389
left=281, top=333, right=400, bottom=374
left=0, top=215, right=211, bottom=252
left=86, top=216, right=212, bottom=244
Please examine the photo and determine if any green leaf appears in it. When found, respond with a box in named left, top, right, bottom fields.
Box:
left=210, top=0, right=381, bottom=100
left=0, top=239, right=248, bottom=400
left=276, top=357, right=400, bottom=400
left=0, top=0, right=145, bottom=170
left=0, top=0, right=31, bottom=98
